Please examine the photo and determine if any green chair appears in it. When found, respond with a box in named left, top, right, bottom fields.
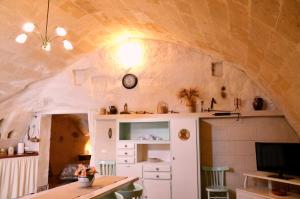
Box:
left=202, top=166, right=230, bottom=199
left=115, top=183, right=143, bottom=199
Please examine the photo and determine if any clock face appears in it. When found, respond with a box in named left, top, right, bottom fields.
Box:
left=122, top=74, right=138, bottom=89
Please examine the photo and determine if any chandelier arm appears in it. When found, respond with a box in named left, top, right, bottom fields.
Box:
left=48, top=35, right=59, bottom=42
left=33, top=24, right=45, bottom=41
left=44, top=0, right=50, bottom=41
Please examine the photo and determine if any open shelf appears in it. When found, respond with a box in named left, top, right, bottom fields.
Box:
left=119, top=121, right=170, bottom=141
left=238, top=187, right=300, bottom=199
left=136, top=144, right=171, bottom=163
left=244, top=171, right=300, bottom=187
left=240, top=171, right=300, bottom=199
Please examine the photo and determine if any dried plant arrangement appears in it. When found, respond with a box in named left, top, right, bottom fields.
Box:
left=177, top=88, right=200, bottom=112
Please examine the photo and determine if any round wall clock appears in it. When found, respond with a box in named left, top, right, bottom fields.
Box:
left=122, top=73, right=138, bottom=89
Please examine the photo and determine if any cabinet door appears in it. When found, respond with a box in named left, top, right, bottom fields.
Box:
left=94, top=120, right=116, bottom=161
left=116, top=164, right=143, bottom=178
left=143, top=180, right=171, bottom=199
left=170, top=118, right=200, bottom=199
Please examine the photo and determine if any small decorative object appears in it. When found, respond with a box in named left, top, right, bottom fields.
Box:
left=221, top=86, right=227, bottom=98
left=201, top=101, right=204, bottom=112
left=120, top=103, right=130, bottom=114
left=108, top=128, right=112, bottom=139
left=0, top=148, right=7, bottom=156
left=7, top=130, right=14, bottom=139
left=157, top=101, right=169, bottom=114
left=210, top=97, right=217, bottom=110
left=234, top=98, right=241, bottom=111
left=17, top=143, right=25, bottom=154
left=27, top=115, right=40, bottom=142
left=99, top=107, right=107, bottom=115
left=109, top=106, right=118, bottom=114
left=8, top=147, right=14, bottom=156
left=178, top=129, right=190, bottom=141
left=122, top=73, right=138, bottom=89
left=253, top=97, right=265, bottom=110
left=177, top=88, right=200, bottom=113
left=74, top=164, right=97, bottom=187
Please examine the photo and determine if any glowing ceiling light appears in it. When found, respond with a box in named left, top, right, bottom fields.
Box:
left=55, top=27, right=67, bottom=36
left=22, top=22, right=35, bottom=32
left=15, top=0, right=73, bottom=52
left=116, top=40, right=144, bottom=69
left=63, top=40, right=73, bottom=50
left=15, top=33, right=28, bottom=43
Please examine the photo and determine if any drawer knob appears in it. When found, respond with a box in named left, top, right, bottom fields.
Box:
left=156, top=168, right=159, bottom=171
left=156, top=175, right=159, bottom=178
left=125, top=152, right=128, bottom=155
left=125, top=145, right=127, bottom=147
left=125, top=160, right=128, bottom=163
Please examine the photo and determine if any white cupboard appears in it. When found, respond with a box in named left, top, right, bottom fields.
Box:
left=94, top=116, right=201, bottom=199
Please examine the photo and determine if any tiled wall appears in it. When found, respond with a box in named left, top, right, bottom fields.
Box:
left=200, top=116, right=299, bottom=198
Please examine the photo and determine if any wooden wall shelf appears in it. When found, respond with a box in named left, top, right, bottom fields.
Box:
left=0, top=152, right=38, bottom=159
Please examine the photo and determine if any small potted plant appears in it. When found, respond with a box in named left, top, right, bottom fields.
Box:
left=177, top=88, right=200, bottom=112
left=74, top=164, right=97, bottom=187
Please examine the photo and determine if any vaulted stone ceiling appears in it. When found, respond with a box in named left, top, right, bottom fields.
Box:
left=0, top=0, right=300, bottom=132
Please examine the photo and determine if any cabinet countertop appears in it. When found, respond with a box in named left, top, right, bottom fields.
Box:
left=96, top=110, right=283, bottom=120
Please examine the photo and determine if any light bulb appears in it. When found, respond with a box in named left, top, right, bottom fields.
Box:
left=42, top=41, right=51, bottom=51
left=116, top=40, right=144, bottom=69
left=63, top=40, right=73, bottom=50
left=22, top=22, right=35, bottom=32
left=15, top=33, right=28, bottom=43
left=55, top=27, right=67, bottom=36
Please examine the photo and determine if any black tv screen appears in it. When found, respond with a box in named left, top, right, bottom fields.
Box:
left=255, top=142, right=300, bottom=178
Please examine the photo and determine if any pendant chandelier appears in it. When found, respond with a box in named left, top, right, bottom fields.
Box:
left=15, top=0, right=73, bottom=51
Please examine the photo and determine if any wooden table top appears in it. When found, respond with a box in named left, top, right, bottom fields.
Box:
left=22, top=176, right=139, bottom=199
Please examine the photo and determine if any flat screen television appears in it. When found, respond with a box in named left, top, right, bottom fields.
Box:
left=255, top=142, right=300, bottom=179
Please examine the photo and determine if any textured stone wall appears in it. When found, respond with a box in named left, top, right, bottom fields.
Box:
left=0, top=0, right=299, bottom=135
left=0, top=39, right=287, bottom=148
left=200, top=117, right=299, bottom=198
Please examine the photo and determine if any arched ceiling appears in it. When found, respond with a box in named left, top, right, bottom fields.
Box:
left=0, top=0, right=299, bottom=132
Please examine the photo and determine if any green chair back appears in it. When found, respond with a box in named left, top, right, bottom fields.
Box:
left=202, top=166, right=229, bottom=187
left=115, top=183, right=143, bottom=199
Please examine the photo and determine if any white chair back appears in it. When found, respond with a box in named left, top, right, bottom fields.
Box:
left=97, top=160, right=116, bottom=176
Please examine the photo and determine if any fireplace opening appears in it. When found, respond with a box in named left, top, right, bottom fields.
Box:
left=48, top=114, right=90, bottom=188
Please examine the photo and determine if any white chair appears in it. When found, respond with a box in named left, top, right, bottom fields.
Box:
left=115, top=183, right=143, bottom=199
left=96, top=160, right=116, bottom=176
left=202, top=166, right=230, bottom=199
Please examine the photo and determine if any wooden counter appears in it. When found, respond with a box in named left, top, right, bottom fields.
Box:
left=0, top=152, right=38, bottom=159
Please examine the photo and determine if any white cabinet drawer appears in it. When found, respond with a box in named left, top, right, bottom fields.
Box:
left=117, top=142, right=135, bottom=149
left=117, top=149, right=135, bottom=156
left=143, top=164, right=171, bottom=172
left=117, top=157, right=135, bottom=164
left=143, top=172, right=171, bottom=180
